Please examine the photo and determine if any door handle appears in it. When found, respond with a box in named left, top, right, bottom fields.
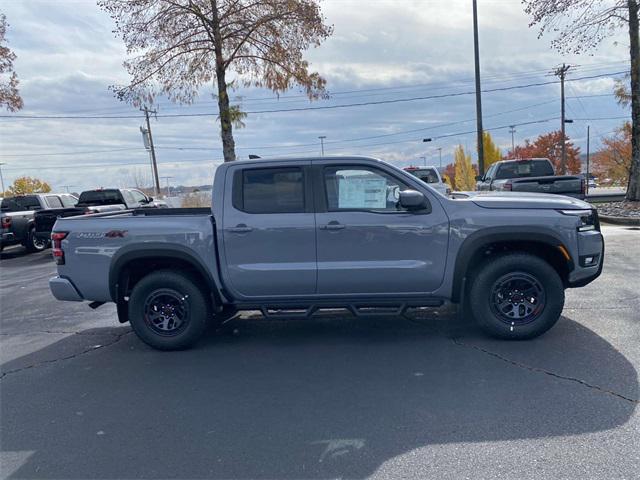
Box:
left=228, top=224, right=253, bottom=233
left=320, top=222, right=345, bottom=231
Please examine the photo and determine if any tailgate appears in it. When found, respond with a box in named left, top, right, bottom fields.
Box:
left=511, top=176, right=582, bottom=195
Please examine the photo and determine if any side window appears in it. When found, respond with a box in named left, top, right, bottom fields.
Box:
left=324, top=166, right=410, bottom=212
left=122, top=190, right=136, bottom=207
left=61, top=195, right=77, bottom=207
left=45, top=196, right=63, bottom=208
left=234, top=167, right=304, bottom=214
left=130, top=190, right=148, bottom=204
left=485, top=165, right=496, bottom=180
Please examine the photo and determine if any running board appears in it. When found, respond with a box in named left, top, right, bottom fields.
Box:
left=248, top=299, right=444, bottom=321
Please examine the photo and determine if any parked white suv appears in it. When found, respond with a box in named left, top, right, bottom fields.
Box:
left=404, top=166, right=451, bottom=196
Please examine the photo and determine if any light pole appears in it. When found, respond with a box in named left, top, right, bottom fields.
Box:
left=420, top=156, right=427, bottom=166
left=586, top=125, right=590, bottom=195
left=509, top=125, right=516, bottom=156
left=160, top=176, right=174, bottom=197
left=437, top=147, right=442, bottom=168
left=60, top=185, right=76, bottom=193
left=0, top=162, right=6, bottom=195
left=318, top=136, right=327, bottom=156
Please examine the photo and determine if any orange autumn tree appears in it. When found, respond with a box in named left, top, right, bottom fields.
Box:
left=505, top=131, right=581, bottom=174
left=592, top=122, right=632, bottom=186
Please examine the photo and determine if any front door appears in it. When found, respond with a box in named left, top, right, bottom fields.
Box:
left=222, top=162, right=316, bottom=299
left=315, top=162, right=449, bottom=295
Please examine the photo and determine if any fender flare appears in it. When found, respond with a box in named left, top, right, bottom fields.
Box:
left=451, top=226, right=573, bottom=302
left=108, top=242, right=221, bottom=305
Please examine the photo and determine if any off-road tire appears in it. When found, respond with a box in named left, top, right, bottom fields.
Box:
left=469, top=253, right=565, bottom=339
left=128, top=270, right=210, bottom=350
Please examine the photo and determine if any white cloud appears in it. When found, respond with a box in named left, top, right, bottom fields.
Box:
left=0, top=0, right=632, bottom=192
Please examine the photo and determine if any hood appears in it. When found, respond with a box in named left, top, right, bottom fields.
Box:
left=467, top=191, right=591, bottom=210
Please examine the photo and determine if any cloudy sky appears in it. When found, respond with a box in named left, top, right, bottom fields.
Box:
left=0, top=0, right=632, bottom=193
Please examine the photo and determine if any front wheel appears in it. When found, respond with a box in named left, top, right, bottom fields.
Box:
left=25, top=228, right=49, bottom=253
left=469, top=253, right=565, bottom=339
left=128, top=270, right=210, bottom=350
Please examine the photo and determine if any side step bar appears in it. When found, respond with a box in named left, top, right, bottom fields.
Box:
left=250, top=299, right=444, bottom=321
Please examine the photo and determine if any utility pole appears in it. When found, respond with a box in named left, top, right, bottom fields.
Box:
left=555, top=63, right=571, bottom=175
left=437, top=147, right=442, bottom=168
left=318, top=136, right=326, bottom=156
left=586, top=125, right=590, bottom=195
left=141, top=106, right=161, bottom=195
left=509, top=126, right=516, bottom=156
left=472, top=0, right=485, bottom=176
left=160, top=176, right=173, bottom=198
left=0, top=162, right=6, bottom=195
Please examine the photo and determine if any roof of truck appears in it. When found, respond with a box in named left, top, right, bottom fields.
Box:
left=230, top=155, right=381, bottom=164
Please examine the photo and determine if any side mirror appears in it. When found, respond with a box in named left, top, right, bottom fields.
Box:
left=399, top=190, right=429, bottom=211
left=146, top=197, right=153, bottom=203
left=475, top=175, right=483, bottom=181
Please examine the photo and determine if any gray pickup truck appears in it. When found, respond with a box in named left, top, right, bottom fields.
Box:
left=49, top=156, right=604, bottom=350
left=1, top=193, right=78, bottom=253
left=476, top=158, right=585, bottom=198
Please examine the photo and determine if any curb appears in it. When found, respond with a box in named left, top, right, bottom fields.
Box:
left=599, top=214, right=640, bottom=226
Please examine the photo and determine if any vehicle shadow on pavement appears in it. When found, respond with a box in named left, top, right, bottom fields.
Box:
left=1, top=313, right=637, bottom=479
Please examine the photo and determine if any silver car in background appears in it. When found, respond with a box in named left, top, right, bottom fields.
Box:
left=404, top=166, right=451, bottom=196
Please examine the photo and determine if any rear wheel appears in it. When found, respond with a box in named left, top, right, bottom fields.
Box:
left=128, top=270, right=210, bottom=350
left=25, top=227, right=48, bottom=252
left=469, top=253, right=565, bottom=339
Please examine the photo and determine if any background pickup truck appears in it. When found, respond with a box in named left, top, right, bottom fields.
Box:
left=34, top=188, right=165, bottom=241
left=49, top=156, right=604, bottom=350
left=0, top=193, right=78, bottom=253
left=476, top=158, right=585, bottom=198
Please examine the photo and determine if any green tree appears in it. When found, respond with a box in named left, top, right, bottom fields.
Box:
left=482, top=131, right=502, bottom=169
left=7, top=177, right=51, bottom=195
left=100, top=0, right=333, bottom=163
left=453, top=145, right=476, bottom=191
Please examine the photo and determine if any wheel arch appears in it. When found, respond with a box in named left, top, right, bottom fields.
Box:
left=109, top=243, right=222, bottom=322
left=451, top=226, right=574, bottom=303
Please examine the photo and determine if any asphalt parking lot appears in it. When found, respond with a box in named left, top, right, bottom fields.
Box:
left=1, top=225, right=639, bottom=479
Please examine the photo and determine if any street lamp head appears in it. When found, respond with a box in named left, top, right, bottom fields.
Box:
left=564, top=119, right=574, bottom=124
left=423, top=138, right=432, bottom=143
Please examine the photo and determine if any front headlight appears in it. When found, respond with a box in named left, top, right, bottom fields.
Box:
left=559, top=209, right=597, bottom=232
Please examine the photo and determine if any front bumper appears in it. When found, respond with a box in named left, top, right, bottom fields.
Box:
left=567, top=230, right=604, bottom=287
left=49, top=276, right=84, bottom=302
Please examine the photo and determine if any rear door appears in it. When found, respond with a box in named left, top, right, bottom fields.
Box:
left=314, top=161, right=449, bottom=295
left=221, top=161, right=317, bottom=299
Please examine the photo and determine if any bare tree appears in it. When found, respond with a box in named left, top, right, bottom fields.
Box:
left=523, top=0, right=640, bottom=201
left=129, top=167, right=152, bottom=190
left=99, top=0, right=333, bottom=162
left=0, top=13, right=23, bottom=112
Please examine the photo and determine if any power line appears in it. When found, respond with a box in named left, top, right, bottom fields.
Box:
left=0, top=147, right=142, bottom=158
left=0, top=70, right=627, bottom=120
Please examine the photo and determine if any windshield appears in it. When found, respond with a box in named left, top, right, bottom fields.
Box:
left=0, top=196, right=41, bottom=212
left=407, top=168, right=440, bottom=184
left=77, top=190, right=124, bottom=206
left=495, top=160, right=554, bottom=179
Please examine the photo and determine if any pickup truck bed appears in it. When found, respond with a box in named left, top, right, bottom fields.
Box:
left=508, top=175, right=584, bottom=198
left=49, top=156, right=604, bottom=350
left=477, top=158, right=585, bottom=199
